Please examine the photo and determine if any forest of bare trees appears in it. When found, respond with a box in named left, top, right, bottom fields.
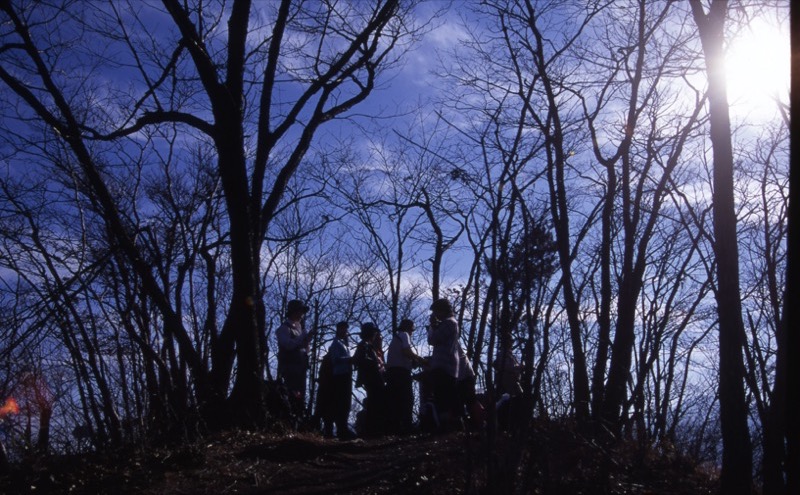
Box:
left=0, top=0, right=793, bottom=493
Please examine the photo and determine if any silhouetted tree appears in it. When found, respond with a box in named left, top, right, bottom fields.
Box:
left=689, top=1, right=754, bottom=492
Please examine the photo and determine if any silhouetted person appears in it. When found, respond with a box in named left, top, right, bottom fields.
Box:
left=428, top=298, right=461, bottom=431
left=386, top=319, right=425, bottom=434
left=327, top=321, right=355, bottom=439
left=353, top=322, right=386, bottom=436
left=276, top=299, right=315, bottom=419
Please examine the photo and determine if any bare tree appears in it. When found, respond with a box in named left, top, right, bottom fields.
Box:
left=0, top=0, right=425, bottom=428
left=737, top=123, right=789, bottom=492
left=340, top=146, right=431, bottom=331
left=689, top=1, right=754, bottom=492
left=567, top=1, right=708, bottom=437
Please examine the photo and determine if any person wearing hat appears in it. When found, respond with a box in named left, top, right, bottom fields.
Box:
left=352, top=322, right=386, bottom=436
left=276, top=299, right=315, bottom=418
left=428, top=298, right=461, bottom=431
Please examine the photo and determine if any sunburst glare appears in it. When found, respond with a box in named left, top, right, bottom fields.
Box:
left=724, top=16, right=790, bottom=119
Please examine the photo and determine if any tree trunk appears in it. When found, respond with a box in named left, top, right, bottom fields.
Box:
left=591, top=174, right=614, bottom=422
left=36, top=405, right=52, bottom=454
left=689, top=2, right=754, bottom=493
left=784, top=4, right=800, bottom=492
left=762, top=338, right=787, bottom=494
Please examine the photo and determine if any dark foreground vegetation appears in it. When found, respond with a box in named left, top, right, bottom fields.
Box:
left=0, top=422, right=717, bottom=495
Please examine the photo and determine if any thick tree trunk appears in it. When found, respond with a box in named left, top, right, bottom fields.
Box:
left=601, top=282, right=638, bottom=435
left=762, top=339, right=787, bottom=494
left=217, top=136, right=265, bottom=426
left=36, top=405, right=52, bottom=454
left=785, top=4, right=800, bottom=492
left=689, top=2, right=754, bottom=493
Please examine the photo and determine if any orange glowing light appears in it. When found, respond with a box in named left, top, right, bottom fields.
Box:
left=0, top=397, right=20, bottom=417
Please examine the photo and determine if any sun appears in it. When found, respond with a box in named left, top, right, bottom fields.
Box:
left=724, top=16, right=790, bottom=118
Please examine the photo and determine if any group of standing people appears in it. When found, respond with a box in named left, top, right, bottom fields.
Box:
left=275, top=297, right=474, bottom=439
